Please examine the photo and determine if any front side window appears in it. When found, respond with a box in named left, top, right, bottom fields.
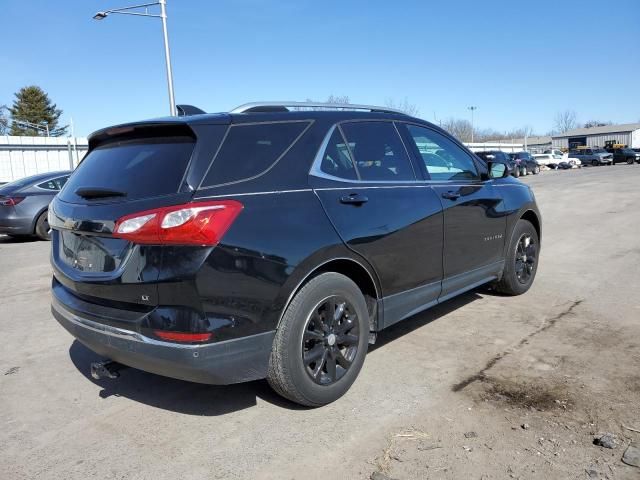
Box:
left=320, top=128, right=357, bottom=180
left=202, top=121, right=310, bottom=187
left=340, top=122, right=415, bottom=181
left=405, top=125, right=479, bottom=181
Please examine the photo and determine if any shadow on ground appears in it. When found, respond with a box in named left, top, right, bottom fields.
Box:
left=68, top=290, right=484, bottom=416
left=0, top=234, right=39, bottom=244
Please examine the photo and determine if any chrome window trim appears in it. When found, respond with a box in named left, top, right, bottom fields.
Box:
left=195, top=188, right=313, bottom=199
left=198, top=119, right=314, bottom=191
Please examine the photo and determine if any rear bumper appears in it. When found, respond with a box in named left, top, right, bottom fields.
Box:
left=52, top=294, right=275, bottom=385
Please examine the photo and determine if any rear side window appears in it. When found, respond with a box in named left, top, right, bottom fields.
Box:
left=340, top=122, right=415, bottom=181
left=38, top=176, right=69, bottom=191
left=60, top=137, right=195, bottom=202
left=201, top=121, right=310, bottom=187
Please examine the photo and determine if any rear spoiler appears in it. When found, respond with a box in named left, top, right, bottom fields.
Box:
left=87, top=123, right=198, bottom=151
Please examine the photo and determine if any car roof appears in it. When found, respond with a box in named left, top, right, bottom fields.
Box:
left=88, top=108, right=428, bottom=141
left=14, top=170, right=71, bottom=184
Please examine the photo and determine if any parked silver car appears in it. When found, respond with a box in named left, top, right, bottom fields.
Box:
left=568, top=148, right=612, bottom=166
left=0, top=171, right=71, bottom=240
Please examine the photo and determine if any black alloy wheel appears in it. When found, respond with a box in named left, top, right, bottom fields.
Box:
left=302, top=296, right=360, bottom=385
left=267, top=272, right=369, bottom=406
left=514, top=234, right=537, bottom=285
left=494, top=219, right=539, bottom=296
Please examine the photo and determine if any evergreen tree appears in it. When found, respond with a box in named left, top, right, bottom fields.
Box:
left=9, top=86, right=68, bottom=136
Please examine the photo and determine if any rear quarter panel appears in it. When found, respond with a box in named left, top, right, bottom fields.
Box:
left=183, top=190, right=367, bottom=341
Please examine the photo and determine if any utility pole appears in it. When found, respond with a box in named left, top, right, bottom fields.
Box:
left=468, top=106, right=478, bottom=143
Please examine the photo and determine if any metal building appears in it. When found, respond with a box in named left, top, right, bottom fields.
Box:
left=0, top=136, right=88, bottom=183
left=552, top=123, right=640, bottom=149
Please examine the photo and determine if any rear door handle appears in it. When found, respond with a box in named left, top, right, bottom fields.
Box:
left=340, top=193, right=369, bottom=205
left=441, top=191, right=461, bottom=200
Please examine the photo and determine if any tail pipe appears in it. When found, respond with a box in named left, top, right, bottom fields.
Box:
left=90, top=360, right=128, bottom=380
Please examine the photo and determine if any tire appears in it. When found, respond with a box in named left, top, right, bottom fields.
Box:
left=522, top=166, right=528, bottom=176
left=267, top=272, right=369, bottom=407
left=512, top=166, right=520, bottom=178
left=591, top=159, right=598, bottom=167
left=533, top=166, right=540, bottom=175
left=494, top=219, right=539, bottom=296
left=34, top=210, right=51, bottom=241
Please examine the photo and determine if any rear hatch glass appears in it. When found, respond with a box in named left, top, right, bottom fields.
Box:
left=59, top=132, right=196, bottom=204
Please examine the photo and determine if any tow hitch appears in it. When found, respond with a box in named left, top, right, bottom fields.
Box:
left=90, top=360, right=127, bottom=380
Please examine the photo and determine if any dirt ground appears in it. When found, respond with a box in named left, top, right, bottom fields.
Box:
left=1, top=165, right=639, bottom=480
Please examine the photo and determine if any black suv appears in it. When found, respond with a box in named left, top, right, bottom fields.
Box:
left=50, top=102, right=541, bottom=406
left=511, top=152, right=540, bottom=175
left=606, top=147, right=637, bottom=165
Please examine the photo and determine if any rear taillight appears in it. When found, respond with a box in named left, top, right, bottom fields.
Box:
left=113, top=200, right=243, bottom=246
left=154, top=330, right=212, bottom=342
left=0, top=196, right=25, bottom=206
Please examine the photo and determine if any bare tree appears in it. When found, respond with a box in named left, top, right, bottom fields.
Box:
left=0, top=105, right=9, bottom=135
left=385, top=97, right=419, bottom=116
left=296, top=95, right=350, bottom=111
left=441, top=118, right=473, bottom=142
left=583, top=120, right=612, bottom=128
left=554, top=110, right=578, bottom=134
left=325, top=95, right=350, bottom=105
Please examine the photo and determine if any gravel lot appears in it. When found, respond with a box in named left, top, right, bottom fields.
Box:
left=1, top=165, right=639, bottom=480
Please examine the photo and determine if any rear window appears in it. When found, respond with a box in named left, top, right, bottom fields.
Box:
left=201, top=121, right=310, bottom=188
left=59, top=136, right=195, bottom=202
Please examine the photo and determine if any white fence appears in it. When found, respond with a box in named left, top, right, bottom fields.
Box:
left=0, top=136, right=88, bottom=183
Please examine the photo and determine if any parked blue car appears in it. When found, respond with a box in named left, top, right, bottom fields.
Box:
left=0, top=171, right=72, bottom=240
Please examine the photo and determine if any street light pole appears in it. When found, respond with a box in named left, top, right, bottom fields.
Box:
left=468, top=106, right=477, bottom=143
left=159, top=0, right=177, bottom=116
left=93, top=1, right=177, bottom=116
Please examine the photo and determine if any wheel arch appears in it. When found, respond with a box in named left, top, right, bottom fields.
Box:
left=30, top=206, right=49, bottom=234
left=276, top=256, right=381, bottom=333
left=520, top=209, right=541, bottom=243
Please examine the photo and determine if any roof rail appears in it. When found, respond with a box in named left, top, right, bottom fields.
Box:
left=230, top=101, right=407, bottom=115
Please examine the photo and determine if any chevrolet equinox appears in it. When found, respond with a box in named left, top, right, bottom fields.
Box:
left=50, top=102, right=541, bottom=406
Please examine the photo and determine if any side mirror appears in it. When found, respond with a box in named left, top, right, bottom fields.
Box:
left=488, top=162, right=508, bottom=179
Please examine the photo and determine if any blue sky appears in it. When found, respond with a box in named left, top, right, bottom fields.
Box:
left=1, top=0, right=639, bottom=137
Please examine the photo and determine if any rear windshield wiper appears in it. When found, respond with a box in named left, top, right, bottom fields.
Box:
left=75, top=187, right=127, bottom=199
